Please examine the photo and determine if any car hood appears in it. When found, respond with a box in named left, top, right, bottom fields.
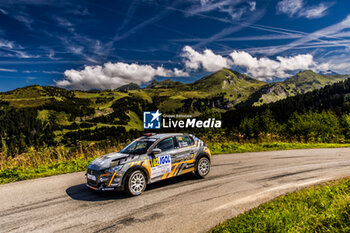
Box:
left=88, top=152, right=129, bottom=170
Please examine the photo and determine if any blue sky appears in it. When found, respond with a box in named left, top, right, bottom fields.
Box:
left=0, top=0, right=350, bottom=91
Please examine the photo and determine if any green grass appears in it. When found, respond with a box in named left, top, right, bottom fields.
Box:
left=210, top=178, right=350, bottom=233
left=124, top=111, right=143, bottom=131
left=0, top=145, right=124, bottom=184
left=0, top=156, right=95, bottom=184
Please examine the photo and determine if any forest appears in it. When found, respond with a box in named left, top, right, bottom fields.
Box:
left=222, top=78, right=350, bottom=142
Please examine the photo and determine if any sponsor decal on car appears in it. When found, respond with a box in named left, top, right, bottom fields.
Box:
left=150, top=155, right=171, bottom=178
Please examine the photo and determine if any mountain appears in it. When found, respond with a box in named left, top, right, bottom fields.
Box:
left=243, top=70, right=350, bottom=106
left=0, top=85, right=75, bottom=107
left=1, top=69, right=348, bottom=110
left=319, top=70, right=339, bottom=75
left=221, top=76, right=350, bottom=142
left=1, top=69, right=350, bottom=153
left=191, top=68, right=265, bottom=97
left=117, top=83, right=140, bottom=91
left=165, top=68, right=265, bottom=109
left=146, top=79, right=190, bottom=90
left=223, top=76, right=350, bottom=130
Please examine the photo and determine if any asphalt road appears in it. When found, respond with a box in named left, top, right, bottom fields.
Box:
left=1, top=148, right=350, bottom=233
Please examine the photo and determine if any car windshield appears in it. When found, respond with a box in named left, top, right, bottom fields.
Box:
left=120, top=138, right=156, bottom=154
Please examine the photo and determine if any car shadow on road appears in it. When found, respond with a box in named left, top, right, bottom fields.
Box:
left=66, top=173, right=199, bottom=201
left=66, top=184, right=129, bottom=201
left=146, top=173, right=198, bottom=191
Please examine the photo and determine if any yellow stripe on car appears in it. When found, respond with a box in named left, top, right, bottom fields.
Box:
left=108, top=172, right=116, bottom=187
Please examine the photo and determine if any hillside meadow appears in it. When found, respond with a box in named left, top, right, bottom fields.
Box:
left=1, top=69, right=350, bottom=183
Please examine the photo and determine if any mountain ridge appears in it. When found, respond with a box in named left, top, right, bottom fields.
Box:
left=1, top=69, right=349, bottom=110
left=1, top=68, right=349, bottom=148
left=242, top=70, right=350, bottom=106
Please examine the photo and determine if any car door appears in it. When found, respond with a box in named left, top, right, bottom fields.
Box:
left=149, top=137, right=176, bottom=182
left=174, top=135, right=195, bottom=163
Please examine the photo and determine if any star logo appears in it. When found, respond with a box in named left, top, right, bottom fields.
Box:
left=150, top=110, right=161, bottom=122
left=143, top=110, right=162, bottom=129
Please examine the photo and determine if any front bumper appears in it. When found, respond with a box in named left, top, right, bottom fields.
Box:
left=86, top=183, right=120, bottom=191
left=86, top=169, right=123, bottom=191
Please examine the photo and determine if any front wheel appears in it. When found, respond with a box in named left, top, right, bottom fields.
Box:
left=126, top=170, right=147, bottom=196
left=195, top=157, right=210, bottom=178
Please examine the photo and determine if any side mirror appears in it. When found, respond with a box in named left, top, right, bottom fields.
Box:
left=151, top=148, right=162, bottom=155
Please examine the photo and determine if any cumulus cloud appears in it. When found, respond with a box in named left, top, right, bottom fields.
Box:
left=277, top=0, right=331, bottom=19
left=182, top=45, right=232, bottom=72
left=230, top=51, right=328, bottom=80
left=57, top=46, right=333, bottom=90
left=181, top=46, right=330, bottom=81
left=56, top=62, right=188, bottom=90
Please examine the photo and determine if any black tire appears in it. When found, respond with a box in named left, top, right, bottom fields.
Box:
left=195, top=157, right=210, bottom=178
left=125, top=170, right=147, bottom=196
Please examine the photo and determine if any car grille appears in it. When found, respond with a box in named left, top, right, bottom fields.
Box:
left=87, top=168, right=103, bottom=187
left=87, top=168, right=103, bottom=176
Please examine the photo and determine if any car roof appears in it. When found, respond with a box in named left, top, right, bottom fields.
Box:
left=146, top=133, right=188, bottom=140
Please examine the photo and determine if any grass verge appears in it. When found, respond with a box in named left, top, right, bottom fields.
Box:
left=0, top=142, right=349, bottom=184
left=210, top=178, right=350, bottom=233
left=208, top=142, right=350, bottom=154
left=0, top=157, right=95, bottom=184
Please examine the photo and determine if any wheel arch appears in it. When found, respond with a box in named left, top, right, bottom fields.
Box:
left=196, top=151, right=211, bottom=164
left=121, top=166, right=150, bottom=191
left=194, top=152, right=211, bottom=178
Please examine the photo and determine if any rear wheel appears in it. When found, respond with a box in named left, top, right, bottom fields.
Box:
left=126, top=170, right=147, bottom=196
left=195, top=157, right=210, bottom=178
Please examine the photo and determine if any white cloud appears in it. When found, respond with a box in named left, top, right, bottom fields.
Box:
left=0, top=68, right=17, bottom=72
left=245, top=15, right=350, bottom=56
left=249, top=2, right=256, bottom=11
left=277, top=0, right=331, bottom=19
left=182, top=45, right=232, bottom=72
left=299, top=3, right=329, bottom=19
left=54, top=16, right=73, bottom=27
left=181, top=46, right=330, bottom=81
left=0, top=8, right=7, bottom=15
left=188, top=0, right=256, bottom=21
left=230, top=51, right=328, bottom=80
left=68, top=8, right=89, bottom=16
left=0, top=39, right=14, bottom=49
left=173, top=68, right=189, bottom=77
left=56, top=62, right=188, bottom=90
left=329, top=62, right=350, bottom=73
left=23, top=70, right=61, bottom=74
left=48, top=50, right=56, bottom=59
left=15, top=51, right=39, bottom=58
left=277, top=0, right=303, bottom=17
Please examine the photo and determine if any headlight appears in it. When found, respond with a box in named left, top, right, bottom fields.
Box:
left=104, top=165, right=123, bottom=174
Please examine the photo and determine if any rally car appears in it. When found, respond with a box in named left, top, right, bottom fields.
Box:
left=86, top=133, right=211, bottom=196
